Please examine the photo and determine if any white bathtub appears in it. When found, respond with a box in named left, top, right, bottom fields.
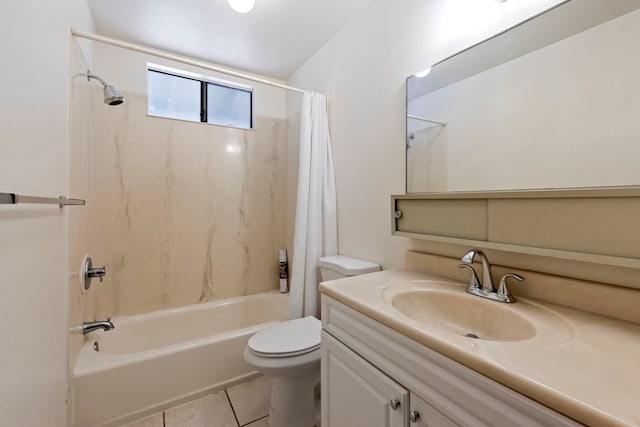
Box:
left=72, top=291, right=289, bottom=427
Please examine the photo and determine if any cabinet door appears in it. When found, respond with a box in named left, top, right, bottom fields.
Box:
left=409, top=394, right=457, bottom=427
left=322, top=331, right=408, bottom=427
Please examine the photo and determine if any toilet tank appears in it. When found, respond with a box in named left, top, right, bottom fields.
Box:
left=318, top=255, right=380, bottom=281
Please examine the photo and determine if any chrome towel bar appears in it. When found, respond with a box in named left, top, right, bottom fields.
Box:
left=0, top=192, right=85, bottom=207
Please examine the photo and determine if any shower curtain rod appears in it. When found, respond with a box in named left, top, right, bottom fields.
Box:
left=71, top=29, right=307, bottom=95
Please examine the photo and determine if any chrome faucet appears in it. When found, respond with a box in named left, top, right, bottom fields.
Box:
left=460, top=249, right=495, bottom=293
left=82, top=319, right=115, bottom=335
left=458, top=249, right=524, bottom=303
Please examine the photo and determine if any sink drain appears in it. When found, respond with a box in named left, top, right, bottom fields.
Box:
left=465, top=333, right=479, bottom=339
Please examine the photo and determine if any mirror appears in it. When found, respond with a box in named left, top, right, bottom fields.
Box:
left=406, top=0, right=640, bottom=193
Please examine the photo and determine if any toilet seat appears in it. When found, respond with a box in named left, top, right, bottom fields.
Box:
left=248, top=316, right=321, bottom=358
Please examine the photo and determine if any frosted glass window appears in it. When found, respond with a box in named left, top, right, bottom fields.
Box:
left=147, top=67, right=253, bottom=129
left=207, top=83, right=252, bottom=128
left=148, top=70, right=201, bottom=122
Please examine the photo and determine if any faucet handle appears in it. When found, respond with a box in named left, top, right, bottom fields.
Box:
left=88, top=265, right=107, bottom=282
left=458, top=264, right=481, bottom=290
left=497, top=273, right=524, bottom=302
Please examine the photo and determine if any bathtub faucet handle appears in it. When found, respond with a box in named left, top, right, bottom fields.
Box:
left=82, top=256, right=107, bottom=290
left=88, top=265, right=107, bottom=282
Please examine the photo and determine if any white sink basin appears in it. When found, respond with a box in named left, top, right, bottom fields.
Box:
left=390, top=289, right=536, bottom=342
left=381, top=280, right=573, bottom=343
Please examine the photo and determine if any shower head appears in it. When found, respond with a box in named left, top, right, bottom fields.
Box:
left=103, top=85, right=124, bottom=106
left=87, top=70, right=125, bottom=106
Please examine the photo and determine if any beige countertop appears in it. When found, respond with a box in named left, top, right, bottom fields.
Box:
left=320, top=269, right=640, bottom=427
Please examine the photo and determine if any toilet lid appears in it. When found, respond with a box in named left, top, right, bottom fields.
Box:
left=318, top=255, right=380, bottom=276
left=248, top=316, right=321, bottom=358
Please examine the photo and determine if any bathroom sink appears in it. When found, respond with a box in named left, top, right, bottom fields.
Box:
left=389, top=288, right=537, bottom=342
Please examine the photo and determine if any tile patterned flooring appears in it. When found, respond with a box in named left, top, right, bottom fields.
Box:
left=118, top=376, right=272, bottom=427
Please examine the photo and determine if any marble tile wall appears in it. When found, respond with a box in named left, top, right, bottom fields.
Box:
left=88, top=92, right=288, bottom=317
left=406, top=124, right=448, bottom=193
left=68, top=40, right=97, bottom=372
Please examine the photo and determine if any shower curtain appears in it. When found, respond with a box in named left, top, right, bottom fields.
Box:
left=289, top=92, right=337, bottom=319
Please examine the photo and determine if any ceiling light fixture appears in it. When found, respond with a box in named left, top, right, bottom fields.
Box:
left=228, top=0, right=255, bottom=13
left=414, top=67, right=432, bottom=78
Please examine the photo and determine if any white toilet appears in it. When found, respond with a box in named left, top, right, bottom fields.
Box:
left=243, top=255, right=380, bottom=427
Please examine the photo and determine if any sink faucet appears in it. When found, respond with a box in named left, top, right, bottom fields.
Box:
left=458, top=249, right=524, bottom=303
left=82, top=319, right=115, bottom=335
left=460, top=249, right=495, bottom=293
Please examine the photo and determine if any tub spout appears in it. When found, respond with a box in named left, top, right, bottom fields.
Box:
left=82, top=319, right=115, bottom=335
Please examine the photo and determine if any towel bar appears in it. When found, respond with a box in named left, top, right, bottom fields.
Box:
left=0, top=192, right=85, bottom=207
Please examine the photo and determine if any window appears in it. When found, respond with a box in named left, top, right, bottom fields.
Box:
left=147, top=65, right=253, bottom=129
left=148, top=70, right=201, bottom=122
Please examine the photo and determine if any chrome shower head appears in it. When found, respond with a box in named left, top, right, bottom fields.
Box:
left=103, top=85, right=124, bottom=106
left=87, top=70, right=125, bottom=106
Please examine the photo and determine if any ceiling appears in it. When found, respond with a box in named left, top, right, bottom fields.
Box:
left=87, top=0, right=375, bottom=80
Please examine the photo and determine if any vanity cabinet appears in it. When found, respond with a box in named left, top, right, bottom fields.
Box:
left=322, top=332, right=407, bottom=427
left=322, top=331, right=455, bottom=427
left=321, top=296, right=581, bottom=427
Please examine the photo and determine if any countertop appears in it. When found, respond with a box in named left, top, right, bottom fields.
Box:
left=320, top=269, right=640, bottom=427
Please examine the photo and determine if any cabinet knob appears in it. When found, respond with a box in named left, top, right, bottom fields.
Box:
left=409, top=410, right=421, bottom=423
left=390, top=399, right=401, bottom=411
left=394, top=210, right=403, bottom=219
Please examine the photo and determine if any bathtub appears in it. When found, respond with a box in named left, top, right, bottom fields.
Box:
left=72, top=291, right=289, bottom=427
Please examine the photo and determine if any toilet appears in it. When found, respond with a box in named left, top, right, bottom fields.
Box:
left=243, top=255, right=380, bottom=427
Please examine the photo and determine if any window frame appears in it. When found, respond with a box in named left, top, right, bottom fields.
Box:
left=147, top=63, right=254, bottom=130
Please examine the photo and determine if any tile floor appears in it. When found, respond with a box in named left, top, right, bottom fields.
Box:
left=118, top=376, right=272, bottom=427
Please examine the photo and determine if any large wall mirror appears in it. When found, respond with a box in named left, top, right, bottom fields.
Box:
left=406, top=0, right=640, bottom=193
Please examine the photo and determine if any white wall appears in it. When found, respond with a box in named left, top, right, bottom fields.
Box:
left=286, top=0, right=640, bottom=287
left=286, top=0, right=562, bottom=268
left=0, top=1, right=95, bottom=426
left=0, top=2, right=68, bottom=426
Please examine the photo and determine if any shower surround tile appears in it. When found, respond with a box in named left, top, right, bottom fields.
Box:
left=91, top=92, right=288, bottom=317
left=68, top=40, right=99, bottom=381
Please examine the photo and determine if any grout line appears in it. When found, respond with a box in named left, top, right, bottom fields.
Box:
left=225, top=389, right=241, bottom=427
left=240, top=414, right=268, bottom=426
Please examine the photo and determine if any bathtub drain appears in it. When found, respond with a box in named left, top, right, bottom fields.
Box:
left=93, top=341, right=100, bottom=352
left=464, top=333, right=479, bottom=339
